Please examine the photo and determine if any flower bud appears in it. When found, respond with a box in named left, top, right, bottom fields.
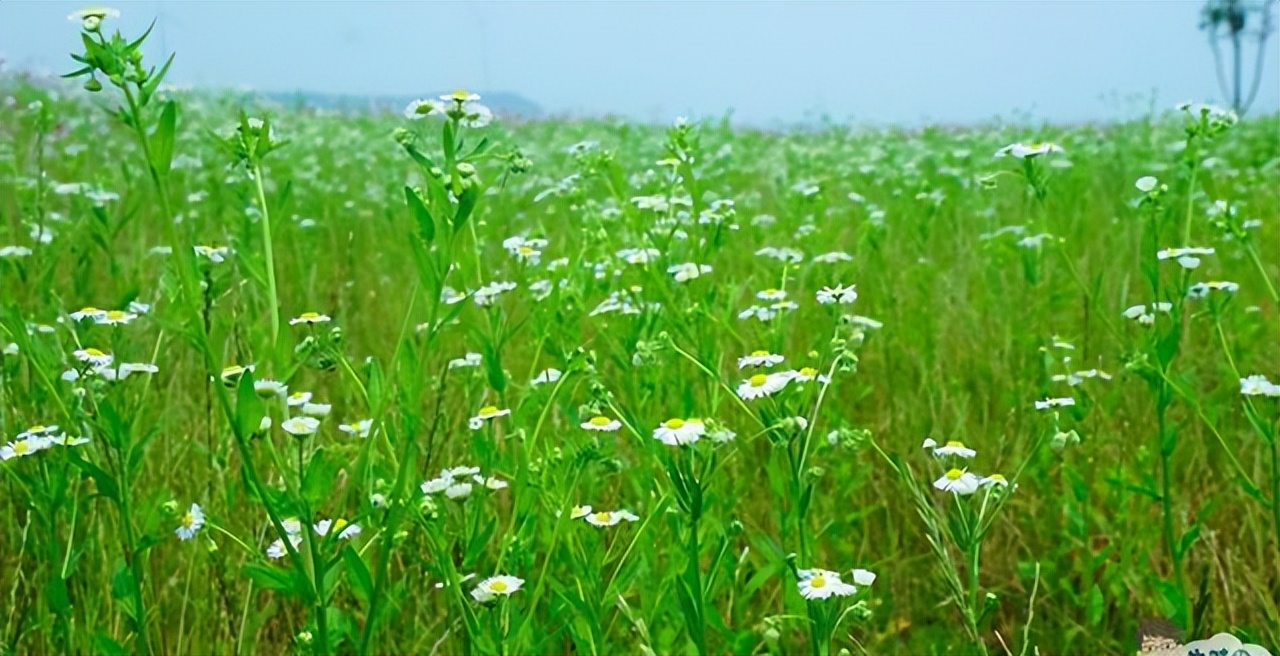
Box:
left=84, top=77, right=103, bottom=92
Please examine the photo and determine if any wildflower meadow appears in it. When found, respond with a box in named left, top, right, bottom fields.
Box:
left=0, top=9, right=1278, bottom=656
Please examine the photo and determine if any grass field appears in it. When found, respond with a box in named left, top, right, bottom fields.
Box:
left=1, top=12, right=1279, bottom=656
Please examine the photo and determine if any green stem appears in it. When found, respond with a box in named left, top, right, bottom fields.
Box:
left=251, top=162, right=282, bottom=361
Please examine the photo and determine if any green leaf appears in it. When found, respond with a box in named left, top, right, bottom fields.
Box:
left=452, top=184, right=479, bottom=231
left=243, top=563, right=307, bottom=598
left=235, top=369, right=264, bottom=439
left=1085, top=583, right=1104, bottom=626
left=341, top=546, right=374, bottom=604
left=148, top=100, right=177, bottom=179
left=302, top=449, right=341, bottom=507
left=94, top=633, right=128, bottom=656
left=68, top=450, right=120, bottom=502
left=404, top=186, right=435, bottom=243
left=44, top=576, right=72, bottom=616
left=140, top=52, right=175, bottom=107
left=1177, top=523, right=1202, bottom=560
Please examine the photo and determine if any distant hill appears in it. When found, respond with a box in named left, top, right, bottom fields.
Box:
left=259, top=90, right=543, bottom=119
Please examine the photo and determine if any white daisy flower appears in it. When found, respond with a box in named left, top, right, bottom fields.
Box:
left=569, top=505, right=593, bottom=519
left=1034, top=397, right=1075, bottom=410
left=1187, top=281, right=1239, bottom=299
left=445, top=482, right=474, bottom=499
left=921, top=437, right=938, bottom=450
left=267, top=534, right=303, bottom=560
left=289, top=312, right=331, bottom=326
left=816, top=284, right=858, bottom=305
left=468, top=405, right=510, bottom=430
left=449, top=352, right=483, bottom=369
left=737, top=373, right=789, bottom=401
left=194, top=245, right=232, bottom=263
left=73, top=347, right=113, bottom=367
left=994, top=142, right=1064, bottom=159
left=97, top=362, right=159, bottom=381
left=1240, top=375, right=1280, bottom=397
left=796, top=569, right=857, bottom=600
left=339, top=419, right=374, bottom=437
left=813, top=251, right=854, bottom=264
left=531, top=368, right=562, bottom=385
left=302, top=403, right=332, bottom=418
left=287, top=391, right=313, bottom=407
left=707, top=426, right=737, bottom=443
left=313, top=519, right=361, bottom=540
left=1135, top=176, right=1159, bottom=192
left=404, top=98, right=446, bottom=119
left=585, top=509, right=640, bottom=527
left=785, top=367, right=830, bottom=384
left=470, top=575, right=524, bottom=602
left=756, top=288, right=788, bottom=302
left=737, top=350, right=784, bottom=369
left=421, top=476, right=453, bottom=494
left=175, top=503, right=205, bottom=541
left=281, top=416, right=321, bottom=436
left=653, top=418, right=704, bottom=446
left=933, top=468, right=982, bottom=495
left=667, top=262, right=713, bottom=282
left=1, top=436, right=51, bottom=460
left=254, top=379, right=288, bottom=398
left=94, top=310, right=137, bottom=326
left=473, top=475, right=508, bottom=490
left=850, top=568, right=877, bottom=587
left=932, top=440, right=976, bottom=458
left=581, top=416, right=622, bottom=432
left=980, top=474, right=1010, bottom=488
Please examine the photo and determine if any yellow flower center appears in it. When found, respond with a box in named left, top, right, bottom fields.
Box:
left=764, top=288, right=780, bottom=295
left=181, top=512, right=195, bottom=528
left=450, top=89, right=471, bottom=101
left=571, top=505, right=591, bottom=518
left=105, top=310, right=126, bottom=321
left=517, top=246, right=534, bottom=255
left=490, top=580, right=508, bottom=593
left=589, top=416, right=611, bottom=426
left=334, top=519, right=348, bottom=532
left=84, top=348, right=105, bottom=357
left=14, top=441, right=30, bottom=455
left=478, top=405, right=499, bottom=417
left=28, top=425, right=46, bottom=433
left=749, top=374, right=768, bottom=387
left=799, top=367, right=817, bottom=377
left=945, top=468, right=964, bottom=480
left=945, top=440, right=965, bottom=449
left=663, top=418, right=685, bottom=430
left=592, top=511, right=612, bottom=523
left=79, top=306, right=99, bottom=314
left=810, top=575, right=827, bottom=588
left=300, top=312, right=320, bottom=320
left=750, top=350, right=769, bottom=357
left=988, top=474, right=1007, bottom=483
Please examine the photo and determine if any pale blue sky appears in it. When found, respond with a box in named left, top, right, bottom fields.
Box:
left=1, top=1, right=1276, bottom=126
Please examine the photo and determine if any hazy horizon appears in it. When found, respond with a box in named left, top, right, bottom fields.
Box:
left=2, top=1, right=1277, bottom=127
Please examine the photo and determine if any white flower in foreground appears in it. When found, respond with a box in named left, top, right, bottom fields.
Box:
left=994, top=142, right=1064, bottom=159
left=468, top=405, right=510, bottom=430
left=785, top=367, right=830, bottom=384
left=667, top=262, right=712, bottom=282
left=816, top=284, right=858, bottom=305
left=301, top=403, right=332, bottom=418
left=289, top=312, right=331, bottom=326
left=1240, top=375, right=1280, bottom=397
left=1034, top=397, right=1075, bottom=410
left=194, top=245, right=231, bottom=263
left=267, top=534, right=303, bottom=560
left=934, top=468, right=982, bottom=495
left=281, top=416, right=321, bottom=436
left=449, top=352, right=483, bottom=369
left=1187, top=281, right=1239, bottom=299
left=581, top=416, right=622, bottom=432
left=569, top=505, right=593, bottom=519
left=796, top=569, right=857, bottom=600
left=94, top=310, right=137, bottom=326
left=175, top=503, right=205, bottom=541
left=531, top=368, right=562, bottom=385
left=69, top=307, right=106, bottom=321
left=932, top=440, right=976, bottom=458
left=980, top=474, right=1010, bottom=488
left=707, top=426, right=737, bottom=443
left=97, top=362, right=159, bottom=381
left=445, top=482, right=474, bottom=499
left=73, top=347, right=113, bottom=367
left=850, top=568, right=877, bottom=587
left=313, top=518, right=361, bottom=540
left=737, top=373, right=789, bottom=400
left=473, top=475, right=508, bottom=490
left=585, top=509, right=641, bottom=527
left=471, top=575, right=524, bottom=602
left=921, top=437, right=938, bottom=450
left=339, top=419, right=373, bottom=437
left=653, top=418, right=705, bottom=446
left=738, top=350, right=785, bottom=369
left=0, top=246, right=32, bottom=258
left=1135, top=176, right=1159, bottom=192
left=813, top=251, right=854, bottom=263
left=756, top=288, right=788, bottom=301
left=2, top=436, right=50, bottom=460
left=287, top=391, right=312, bottom=407
left=404, top=98, right=446, bottom=120
left=254, top=379, right=288, bottom=397
left=1157, top=246, right=1214, bottom=261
